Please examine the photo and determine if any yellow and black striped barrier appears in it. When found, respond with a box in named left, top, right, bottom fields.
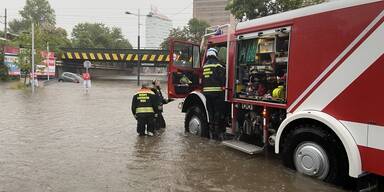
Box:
left=60, top=49, right=171, bottom=64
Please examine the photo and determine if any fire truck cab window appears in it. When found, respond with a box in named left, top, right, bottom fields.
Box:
left=235, top=27, right=290, bottom=104
left=174, top=45, right=194, bottom=68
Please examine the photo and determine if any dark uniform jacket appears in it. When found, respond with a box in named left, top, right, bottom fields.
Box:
left=202, top=57, right=226, bottom=93
left=131, top=88, right=159, bottom=118
left=151, top=87, right=168, bottom=113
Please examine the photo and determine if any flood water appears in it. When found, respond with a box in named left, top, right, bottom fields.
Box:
left=0, top=81, right=347, bottom=192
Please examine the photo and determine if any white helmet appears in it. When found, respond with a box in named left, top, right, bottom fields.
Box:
left=207, top=48, right=218, bottom=57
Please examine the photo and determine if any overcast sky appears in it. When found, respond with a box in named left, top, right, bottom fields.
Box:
left=2, top=0, right=193, bottom=47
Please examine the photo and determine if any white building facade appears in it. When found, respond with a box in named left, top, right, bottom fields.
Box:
left=145, top=7, right=172, bottom=48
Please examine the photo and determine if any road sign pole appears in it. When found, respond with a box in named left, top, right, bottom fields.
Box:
left=83, top=61, right=91, bottom=94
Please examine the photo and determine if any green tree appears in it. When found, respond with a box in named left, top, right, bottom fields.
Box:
left=10, top=29, right=43, bottom=84
left=71, top=23, right=132, bottom=49
left=161, top=18, right=210, bottom=49
left=40, top=27, right=71, bottom=53
left=9, top=0, right=55, bottom=34
left=160, top=27, right=190, bottom=49
left=188, top=18, right=210, bottom=43
left=226, top=0, right=325, bottom=20
left=8, top=0, right=69, bottom=53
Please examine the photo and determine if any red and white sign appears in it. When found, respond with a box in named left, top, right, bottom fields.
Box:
left=82, top=72, right=90, bottom=80
left=36, top=51, right=56, bottom=76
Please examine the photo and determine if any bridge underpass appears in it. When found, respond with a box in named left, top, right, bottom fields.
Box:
left=58, top=48, right=170, bottom=81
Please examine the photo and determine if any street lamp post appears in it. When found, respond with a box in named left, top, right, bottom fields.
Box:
left=125, top=9, right=141, bottom=86
left=31, top=21, right=35, bottom=93
left=125, top=10, right=152, bottom=86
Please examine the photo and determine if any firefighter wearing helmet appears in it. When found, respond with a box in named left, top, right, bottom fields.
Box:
left=202, top=48, right=226, bottom=140
left=131, top=83, right=160, bottom=136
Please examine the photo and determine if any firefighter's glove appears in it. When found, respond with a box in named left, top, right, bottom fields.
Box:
left=167, top=98, right=175, bottom=103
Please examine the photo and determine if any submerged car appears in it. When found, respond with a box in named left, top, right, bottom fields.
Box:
left=58, top=72, right=82, bottom=83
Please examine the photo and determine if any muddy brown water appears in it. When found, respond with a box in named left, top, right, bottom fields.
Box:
left=0, top=81, right=347, bottom=192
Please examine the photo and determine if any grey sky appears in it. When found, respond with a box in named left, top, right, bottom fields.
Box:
left=2, top=0, right=193, bottom=47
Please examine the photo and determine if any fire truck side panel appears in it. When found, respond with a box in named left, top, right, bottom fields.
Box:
left=287, top=2, right=383, bottom=112
left=235, top=0, right=384, bottom=178
left=323, top=55, right=384, bottom=176
left=323, top=56, right=384, bottom=130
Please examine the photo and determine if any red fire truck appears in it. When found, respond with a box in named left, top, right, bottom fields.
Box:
left=167, top=0, right=384, bottom=186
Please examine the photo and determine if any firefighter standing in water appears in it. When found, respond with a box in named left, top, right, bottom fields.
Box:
left=202, top=48, right=226, bottom=140
left=151, top=79, right=173, bottom=129
left=131, top=83, right=160, bottom=136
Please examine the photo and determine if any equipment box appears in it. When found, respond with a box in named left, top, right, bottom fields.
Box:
left=234, top=27, right=290, bottom=104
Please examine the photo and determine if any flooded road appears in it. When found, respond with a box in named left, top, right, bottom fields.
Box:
left=0, top=81, right=346, bottom=192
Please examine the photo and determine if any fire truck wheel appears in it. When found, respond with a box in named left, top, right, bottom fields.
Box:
left=281, top=125, right=348, bottom=184
left=185, top=106, right=209, bottom=138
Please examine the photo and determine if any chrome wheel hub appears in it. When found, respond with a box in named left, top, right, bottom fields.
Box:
left=294, top=142, right=329, bottom=180
left=188, top=116, right=201, bottom=135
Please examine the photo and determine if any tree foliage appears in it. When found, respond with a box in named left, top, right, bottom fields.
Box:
left=12, top=32, right=42, bottom=74
left=71, top=23, right=132, bottom=49
left=226, top=0, right=325, bottom=20
left=9, top=0, right=56, bottom=34
left=8, top=0, right=69, bottom=53
left=188, top=18, right=210, bottom=43
left=161, top=18, right=210, bottom=49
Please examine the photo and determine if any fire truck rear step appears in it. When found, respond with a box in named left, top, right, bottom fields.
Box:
left=222, top=140, right=264, bottom=154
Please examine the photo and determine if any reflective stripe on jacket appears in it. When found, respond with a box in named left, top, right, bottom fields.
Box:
left=131, top=88, right=159, bottom=116
left=136, top=107, right=154, bottom=113
left=202, top=62, right=225, bottom=93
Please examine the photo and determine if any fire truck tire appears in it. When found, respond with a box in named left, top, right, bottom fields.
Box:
left=281, top=124, right=348, bottom=184
left=185, top=106, right=209, bottom=138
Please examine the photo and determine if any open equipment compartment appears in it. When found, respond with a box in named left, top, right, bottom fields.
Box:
left=234, top=27, right=291, bottom=104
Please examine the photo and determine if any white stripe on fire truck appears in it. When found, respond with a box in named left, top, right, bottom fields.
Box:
left=367, top=124, right=384, bottom=150
left=295, top=20, right=384, bottom=112
left=340, top=121, right=368, bottom=147
left=287, top=10, right=384, bottom=112
left=341, top=121, right=384, bottom=151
